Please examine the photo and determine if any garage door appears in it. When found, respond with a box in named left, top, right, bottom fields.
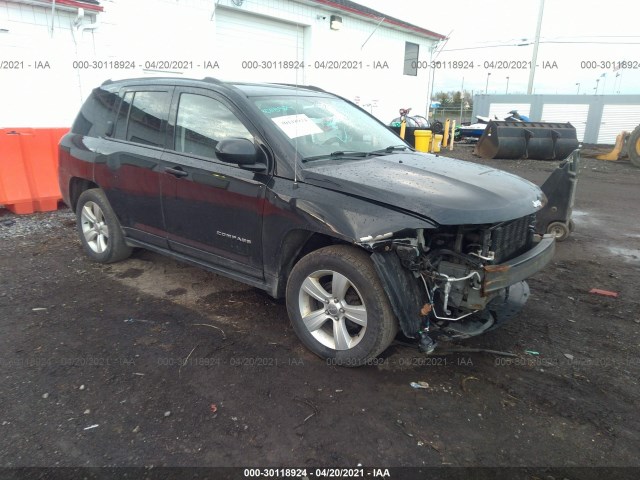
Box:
left=215, top=8, right=305, bottom=83
left=541, top=104, right=589, bottom=142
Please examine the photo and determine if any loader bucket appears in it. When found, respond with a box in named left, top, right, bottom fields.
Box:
left=475, top=121, right=579, bottom=160
left=596, top=131, right=629, bottom=161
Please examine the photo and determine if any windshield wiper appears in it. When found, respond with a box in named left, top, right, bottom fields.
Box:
left=368, top=145, right=410, bottom=155
left=302, top=151, right=370, bottom=162
left=302, top=146, right=410, bottom=162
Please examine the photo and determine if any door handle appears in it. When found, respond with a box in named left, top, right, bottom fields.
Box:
left=164, top=166, right=188, bottom=178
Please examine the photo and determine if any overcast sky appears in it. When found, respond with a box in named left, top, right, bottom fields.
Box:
left=363, top=0, right=639, bottom=96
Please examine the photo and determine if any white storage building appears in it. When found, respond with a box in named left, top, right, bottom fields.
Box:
left=0, top=0, right=445, bottom=128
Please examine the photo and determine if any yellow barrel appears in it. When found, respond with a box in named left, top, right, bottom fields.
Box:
left=433, top=134, right=443, bottom=153
left=414, top=129, right=432, bottom=152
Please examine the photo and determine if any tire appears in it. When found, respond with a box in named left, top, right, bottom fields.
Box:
left=628, top=125, right=640, bottom=168
left=547, top=221, right=570, bottom=242
left=286, top=245, right=398, bottom=366
left=76, top=188, right=132, bottom=263
left=568, top=218, right=576, bottom=233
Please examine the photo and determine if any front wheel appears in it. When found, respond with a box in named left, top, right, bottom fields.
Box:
left=286, top=245, right=397, bottom=366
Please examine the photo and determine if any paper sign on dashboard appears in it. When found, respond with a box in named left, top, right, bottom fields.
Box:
left=271, top=114, right=323, bottom=138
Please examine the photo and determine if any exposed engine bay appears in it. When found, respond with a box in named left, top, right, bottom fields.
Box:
left=365, top=214, right=549, bottom=353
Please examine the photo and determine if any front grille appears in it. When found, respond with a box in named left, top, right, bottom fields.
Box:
left=490, top=214, right=535, bottom=263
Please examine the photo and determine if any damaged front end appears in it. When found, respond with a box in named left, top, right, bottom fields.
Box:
left=363, top=215, right=555, bottom=352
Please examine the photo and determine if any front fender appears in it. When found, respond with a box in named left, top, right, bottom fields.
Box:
left=262, top=178, right=436, bottom=297
left=288, top=183, right=437, bottom=242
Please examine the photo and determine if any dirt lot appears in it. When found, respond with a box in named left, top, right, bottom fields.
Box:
left=1, top=147, right=639, bottom=476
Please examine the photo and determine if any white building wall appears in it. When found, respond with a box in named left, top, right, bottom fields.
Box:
left=0, top=0, right=438, bottom=128
left=0, top=1, right=94, bottom=127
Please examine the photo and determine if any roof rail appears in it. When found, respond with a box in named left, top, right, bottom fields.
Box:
left=272, top=83, right=326, bottom=93
left=202, top=77, right=224, bottom=84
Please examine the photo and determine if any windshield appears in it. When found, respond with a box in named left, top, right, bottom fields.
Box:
left=253, top=95, right=407, bottom=162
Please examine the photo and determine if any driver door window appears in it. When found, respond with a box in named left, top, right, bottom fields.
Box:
left=174, top=93, right=253, bottom=160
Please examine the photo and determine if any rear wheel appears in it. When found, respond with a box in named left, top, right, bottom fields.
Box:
left=286, top=245, right=397, bottom=366
left=628, top=125, right=640, bottom=168
left=76, top=189, right=132, bottom=263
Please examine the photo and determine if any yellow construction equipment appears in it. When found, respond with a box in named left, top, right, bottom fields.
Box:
left=596, top=131, right=629, bottom=161
left=596, top=125, right=640, bottom=167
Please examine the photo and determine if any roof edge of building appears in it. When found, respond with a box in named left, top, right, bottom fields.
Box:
left=307, top=0, right=446, bottom=41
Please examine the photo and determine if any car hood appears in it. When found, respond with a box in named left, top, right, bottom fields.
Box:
left=301, top=152, right=545, bottom=225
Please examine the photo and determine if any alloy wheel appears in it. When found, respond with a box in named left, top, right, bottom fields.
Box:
left=80, top=201, right=110, bottom=254
left=297, top=269, right=368, bottom=350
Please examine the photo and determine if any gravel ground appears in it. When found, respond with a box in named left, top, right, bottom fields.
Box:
left=0, top=149, right=639, bottom=476
left=0, top=207, right=75, bottom=239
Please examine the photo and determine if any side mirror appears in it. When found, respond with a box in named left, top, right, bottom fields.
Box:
left=105, top=120, right=114, bottom=137
left=215, top=137, right=258, bottom=165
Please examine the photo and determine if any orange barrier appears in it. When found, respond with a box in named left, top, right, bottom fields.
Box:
left=0, top=127, right=68, bottom=214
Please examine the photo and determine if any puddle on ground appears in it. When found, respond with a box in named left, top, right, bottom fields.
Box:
left=571, top=210, right=601, bottom=226
left=104, top=254, right=253, bottom=325
left=607, top=246, right=640, bottom=263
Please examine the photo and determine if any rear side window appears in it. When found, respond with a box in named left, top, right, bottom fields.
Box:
left=113, top=91, right=134, bottom=140
left=114, top=90, right=170, bottom=147
left=174, top=93, right=252, bottom=159
left=71, top=87, right=119, bottom=136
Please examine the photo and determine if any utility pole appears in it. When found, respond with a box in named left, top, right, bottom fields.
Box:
left=459, top=76, right=465, bottom=123
left=618, top=72, right=622, bottom=93
left=575, top=82, right=580, bottom=94
left=485, top=72, right=491, bottom=94
left=425, top=42, right=438, bottom=119
left=505, top=76, right=510, bottom=94
left=527, top=0, right=545, bottom=94
left=50, top=0, right=56, bottom=37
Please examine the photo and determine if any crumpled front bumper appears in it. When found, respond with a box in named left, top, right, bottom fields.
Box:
left=483, top=234, right=556, bottom=294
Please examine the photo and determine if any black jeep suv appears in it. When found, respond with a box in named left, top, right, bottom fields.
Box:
left=58, top=77, right=555, bottom=365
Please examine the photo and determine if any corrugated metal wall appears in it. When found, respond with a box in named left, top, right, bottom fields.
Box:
left=472, top=94, right=640, bottom=144
left=488, top=103, right=531, bottom=119
left=541, top=104, right=589, bottom=142
left=598, top=105, right=640, bottom=143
